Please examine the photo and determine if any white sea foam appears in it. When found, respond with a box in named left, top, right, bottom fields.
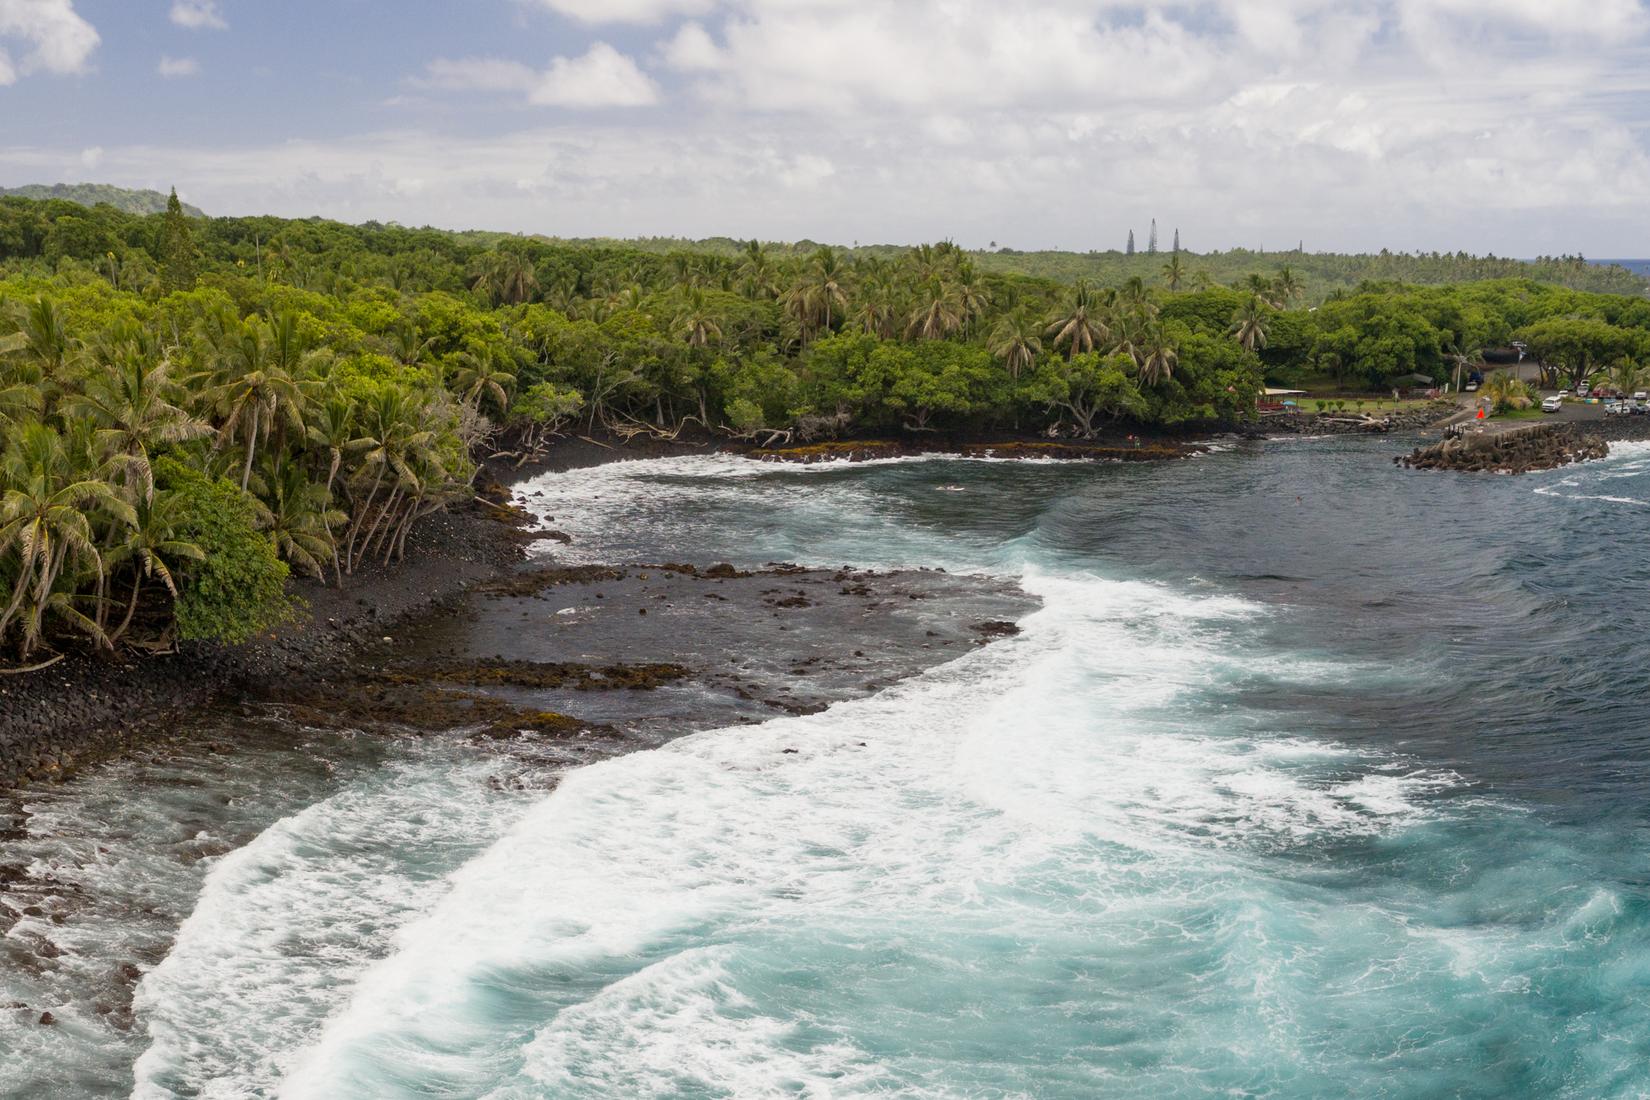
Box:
left=1530, top=439, right=1650, bottom=506
left=130, top=748, right=539, bottom=1099
left=510, top=453, right=1042, bottom=573
left=267, top=553, right=1454, bottom=1097
left=126, top=456, right=1474, bottom=1098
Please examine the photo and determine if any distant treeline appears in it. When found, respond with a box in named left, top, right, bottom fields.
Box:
left=546, top=236, right=1649, bottom=300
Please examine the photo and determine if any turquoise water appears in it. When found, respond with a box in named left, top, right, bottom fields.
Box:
left=8, top=438, right=1650, bottom=1097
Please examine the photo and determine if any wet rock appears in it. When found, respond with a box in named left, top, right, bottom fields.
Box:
left=377, top=659, right=691, bottom=692
left=1399, top=425, right=1608, bottom=474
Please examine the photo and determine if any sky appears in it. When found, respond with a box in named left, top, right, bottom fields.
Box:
left=1, top=0, right=1648, bottom=255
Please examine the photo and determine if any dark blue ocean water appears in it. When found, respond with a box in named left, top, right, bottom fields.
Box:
left=7, top=435, right=1650, bottom=1097
left=1593, top=258, right=1650, bottom=277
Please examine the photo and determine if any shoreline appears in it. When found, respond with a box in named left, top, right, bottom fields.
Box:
left=0, top=405, right=1523, bottom=786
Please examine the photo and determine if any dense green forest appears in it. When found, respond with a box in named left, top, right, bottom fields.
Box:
left=561, top=236, right=1648, bottom=300
left=3, top=190, right=1650, bottom=663
left=0, top=183, right=207, bottom=218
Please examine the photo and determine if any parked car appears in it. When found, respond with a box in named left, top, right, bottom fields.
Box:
left=1577, top=382, right=1591, bottom=397
left=1607, top=400, right=1633, bottom=416
left=1633, top=401, right=1649, bottom=415
left=1464, top=381, right=1479, bottom=392
left=1636, top=391, right=1648, bottom=402
left=1541, top=396, right=1563, bottom=413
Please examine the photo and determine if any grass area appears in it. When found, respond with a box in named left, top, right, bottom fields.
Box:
left=1297, top=398, right=1442, bottom=414
left=1491, top=407, right=1546, bottom=420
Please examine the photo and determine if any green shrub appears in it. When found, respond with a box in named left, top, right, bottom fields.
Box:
left=157, top=457, right=293, bottom=644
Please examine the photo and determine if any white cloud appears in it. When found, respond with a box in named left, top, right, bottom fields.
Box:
left=522, top=0, right=712, bottom=25
left=169, top=0, right=226, bottom=31
left=422, top=56, right=538, bottom=94
left=0, top=0, right=98, bottom=85
left=661, top=21, right=719, bottom=70
left=423, top=43, right=659, bottom=108
left=1398, top=0, right=1647, bottom=39
left=11, top=85, right=1643, bottom=255
left=529, top=42, right=658, bottom=107
left=157, top=55, right=199, bottom=78
left=662, top=4, right=1227, bottom=114
left=79, top=144, right=101, bottom=168
left=8, top=0, right=1650, bottom=254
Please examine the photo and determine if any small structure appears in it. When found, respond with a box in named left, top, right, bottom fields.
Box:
left=1391, top=372, right=1437, bottom=396
left=1258, top=387, right=1306, bottom=413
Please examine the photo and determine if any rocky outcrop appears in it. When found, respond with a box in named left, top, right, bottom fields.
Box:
left=1396, top=424, right=1608, bottom=473
left=1255, top=402, right=1457, bottom=437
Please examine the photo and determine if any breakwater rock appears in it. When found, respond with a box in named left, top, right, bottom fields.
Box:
left=1255, top=402, right=1458, bottom=437
left=1396, top=424, right=1608, bottom=473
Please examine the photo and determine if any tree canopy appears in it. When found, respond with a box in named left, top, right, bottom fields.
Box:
left=3, top=193, right=1648, bottom=662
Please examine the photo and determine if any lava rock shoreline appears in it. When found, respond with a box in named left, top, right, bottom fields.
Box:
left=0, top=496, right=524, bottom=786
left=0, top=433, right=1036, bottom=786
left=5, top=409, right=1389, bottom=786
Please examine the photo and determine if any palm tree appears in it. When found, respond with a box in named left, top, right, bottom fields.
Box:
left=0, top=422, right=135, bottom=657
left=801, top=246, right=851, bottom=335
left=1118, top=276, right=1156, bottom=318
left=849, top=277, right=900, bottom=339
left=10, top=297, right=73, bottom=378
left=1046, top=281, right=1111, bottom=361
left=64, top=342, right=210, bottom=501
left=672, top=288, right=724, bottom=349
left=1161, top=255, right=1186, bottom=292
left=470, top=250, right=539, bottom=307
left=988, top=309, right=1043, bottom=379
left=104, top=488, right=203, bottom=644
left=202, top=318, right=308, bottom=491
left=736, top=240, right=780, bottom=300
left=1611, top=358, right=1642, bottom=398
left=906, top=278, right=965, bottom=340
left=1137, top=324, right=1179, bottom=386
left=306, top=395, right=363, bottom=499
left=953, top=260, right=992, bottom=334
left=1481, top=373, right=1534, bottom=412
left=1273, top=266, right=1304, bottom=305
left=1109, top=313, right=1147, bottom=367
left=343, top=386, right=440, bottom=573
left=0, top=330, right=43, bottom=430
left=251, top=455, right=345, bottom=581
left=667, top=253, right=706, bottom=289
left=1230, top=295, right=1272, bottom=353
left=449, top=352, right=517, bottom=416
left=1244, top=273, right=1285, bottom=309
left=1444, top=333, right=1483, bottom=393
left=266, top=236, right=303, bottom=284
left=266, top=310, right=333, bottom=387
left=389, top=323, right=434, bottom=369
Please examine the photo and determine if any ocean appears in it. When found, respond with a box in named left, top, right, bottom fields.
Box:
left=1594, top=258, right=1650, bottom=278
left=5, top=435, right=1650, bottom=1097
